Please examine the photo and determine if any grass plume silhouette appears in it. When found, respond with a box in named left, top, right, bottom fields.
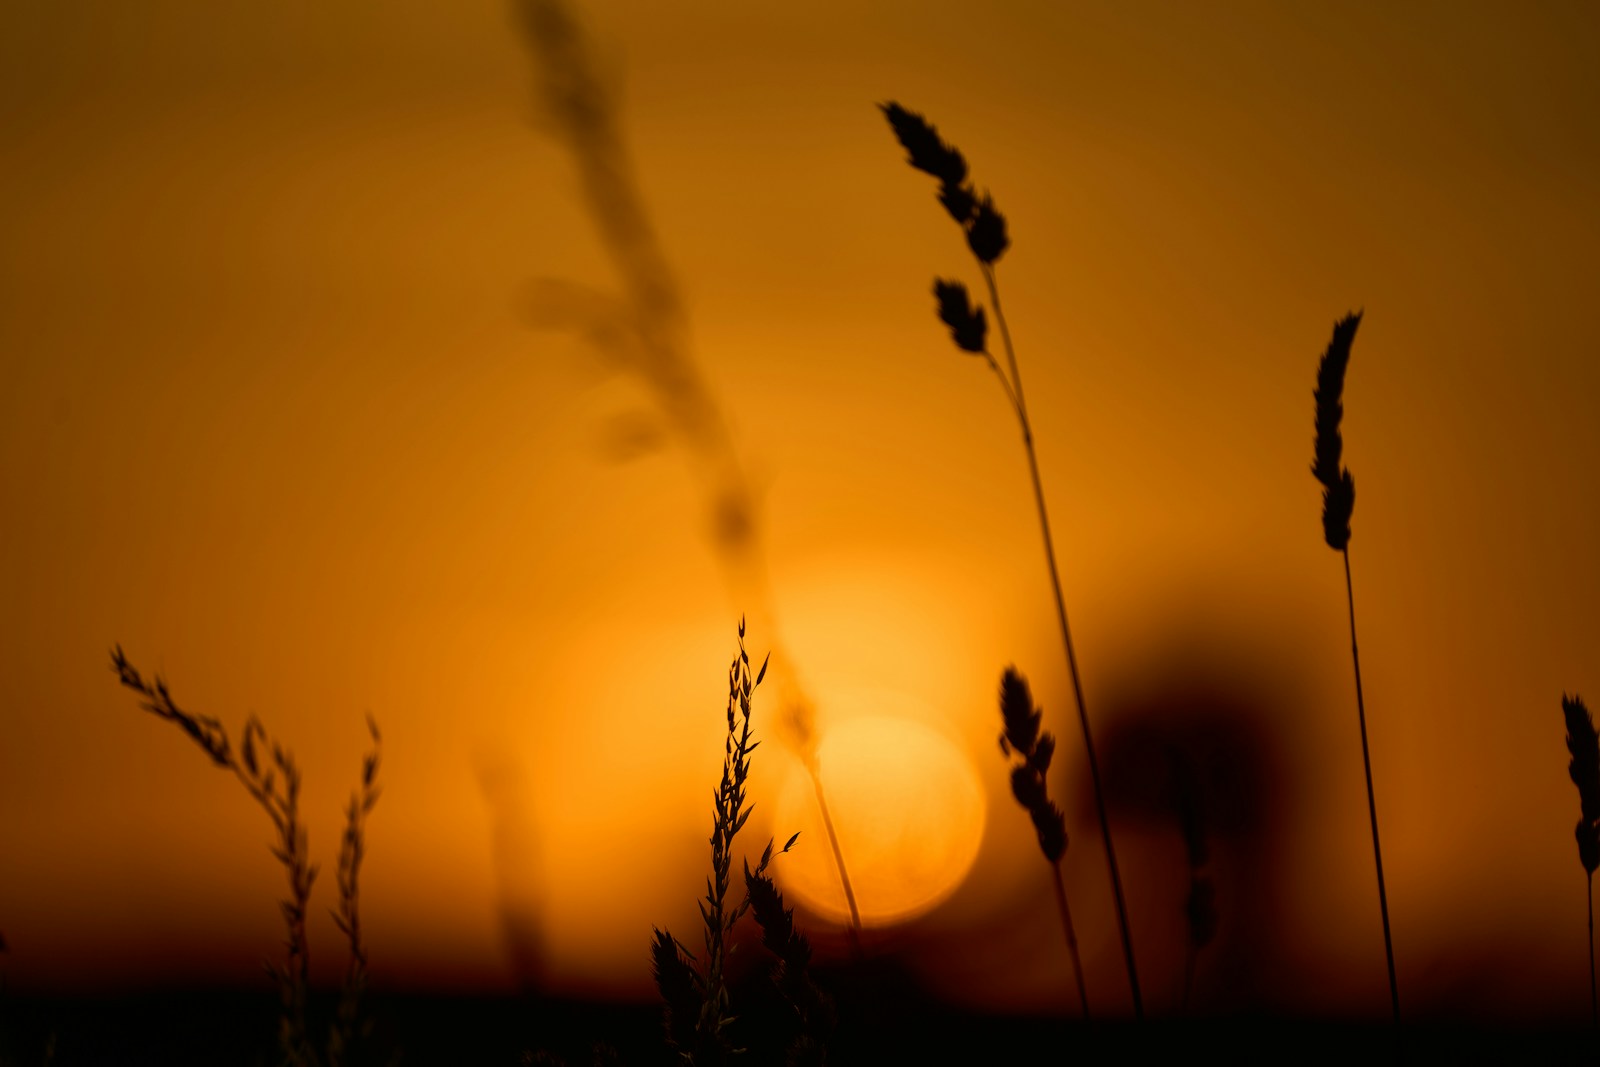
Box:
left=110, top=646, right=382, bottom=1067
left=1564, top=693, right=1600, bottom=1027
left=999, top=667, right=1088, bottom=1017
left=881, top=100, right=1143, bottom=1017
left=651, top=619, right=808, bottom=1065
left=1308, top=311, right=1400, bottom=1025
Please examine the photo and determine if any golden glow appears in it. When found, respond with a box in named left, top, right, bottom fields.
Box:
left=774, top=713, right=985, bottom=927
left=0, top=0, right=1597, bottom=1022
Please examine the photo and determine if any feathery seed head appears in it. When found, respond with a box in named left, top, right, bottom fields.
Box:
left=966, top=193, right=1010, bottom=264
left=1322, top=468, right=1355, bottom=551
left=1564, top=693, right=1600, bottom=874
left=650, top=927, right=702, bottom=1051
left=1311, top=312, right=1360, bottom=487
left=881, top=102, right=968, bottom=186
left=999, top=667, right=1069, bottom=863
left=1311, top=312, right=1361, bottom=550
left=1031, top=798, right=1067, bottom=863
left=938, top=179, right=977, bottom=225
left=999, top=666, right=1041, bottom=756
left=1028, top=731, right=1056, bottom=774
left=933, top=279, right=987, bottom=353
left=1579, top=821, right=1600, bottom=876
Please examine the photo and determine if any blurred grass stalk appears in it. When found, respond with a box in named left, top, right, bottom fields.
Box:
left=882, top=101, right=1143, bottom=1017
left=513, top=0, right=863, bottom=939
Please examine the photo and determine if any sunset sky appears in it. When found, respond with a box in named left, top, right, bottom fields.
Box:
left=2, top=0, right=1598, bottom=1025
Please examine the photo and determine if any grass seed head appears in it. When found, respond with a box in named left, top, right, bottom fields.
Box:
left=880, top=101, right=967, bottom=186
left=966, top=193, right=1009, bottom=264
left=998, top=667, right=1068, bottom=863
left=1564, top=693, right=1600, bottom=874
left=1310, top=311, right=1362, bottom=550
left=932, top=279, right=987, bottom=354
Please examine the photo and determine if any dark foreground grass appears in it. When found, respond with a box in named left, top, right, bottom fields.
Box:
left=3, top=984, right=1598, bottom=1067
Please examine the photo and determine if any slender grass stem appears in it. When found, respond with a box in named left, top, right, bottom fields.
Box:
left=809, top=766, right=863, bottom=942
left=980, top=262, right=1143, bottom=1019
left=1589, top=873, right=1596, bottom=1029
left=1342, top=547, right=1399, bottom=1025
left=1051, top=862, right=1089, bottom=1019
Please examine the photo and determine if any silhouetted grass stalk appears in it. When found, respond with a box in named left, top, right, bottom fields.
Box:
left=1048, top=864, right=1088, bottom=1017
left=884, top=102, right=1142, bottom=1017
left=1000, top=667, right=1087, bottom=1015
left=110, top=646, right=382, bottom=1067
left=984, top=261, right=1139, bottom=1018
left=1310, top=312, right=1399, bottom=1024
left=329, top=716, right=382, bottom=1065
left=654, top=618, right=804, bottom=1065
left=1563, top=693, right=1600, bottom=1027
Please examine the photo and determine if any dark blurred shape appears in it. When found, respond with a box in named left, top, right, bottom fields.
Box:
left=1092, top=638, right=1293, bottom=1012
left=512, top=0, right=755, bottom=564
left=475, top=755, right=549, bottom=993
left=965, top=193, right=1009, bottom=265
left=593, top=410, right=667, bottom=463
left=879, top=102, right=968, bottom=186
left=512, top=0, right=826, bottom=774
left=932, top=280, right=987, bottom=355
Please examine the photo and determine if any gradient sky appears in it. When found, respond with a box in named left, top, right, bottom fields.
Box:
left=2, top=0, right=1598, bottom=1023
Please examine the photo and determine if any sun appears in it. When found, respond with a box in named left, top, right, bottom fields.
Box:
left=773, top=714, right=986, bottom=927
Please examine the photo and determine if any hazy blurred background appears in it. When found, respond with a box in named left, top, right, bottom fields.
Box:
left=1, top=0, right=1597, bottom=1024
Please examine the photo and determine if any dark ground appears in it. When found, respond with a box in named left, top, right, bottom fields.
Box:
left=3, top=962, right=1596, bottom=1067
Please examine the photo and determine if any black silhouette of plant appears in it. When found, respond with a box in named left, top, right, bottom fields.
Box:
left=110, top=646, right=382, bottom=1067
left=1308, top=312, right=1400, bottom=1025
left=744, top=854, right=833, bottom=1065
left=1565, top=692, right=1600, bottom=1027
left=882, top=100, right=1142, bottom=1018
left=999, top=667, right=1087, bottom=1017
left=651, top=620, right=810, bottom=1065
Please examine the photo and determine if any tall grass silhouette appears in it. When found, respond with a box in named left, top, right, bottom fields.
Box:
left=881, top=101, right=1143, bottom=1017
left=513, top=0, right=861, bottom=939
left=652, top=619, right=813, bottom=1065
left=1308, top=311, right=1400, bottom=1024
left=1563, top=693, right=1600, bottom=1027
left=999, top=667, right=1088, bottom=1017
left=110, top=646, right=382, bottom=1067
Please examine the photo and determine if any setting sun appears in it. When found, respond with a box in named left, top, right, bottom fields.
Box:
left=774, top=712, right=987, bottom=927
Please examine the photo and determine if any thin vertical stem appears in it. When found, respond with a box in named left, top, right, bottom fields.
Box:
left=1589, top=873, right=1596, bottom=1029
left=981, top=263, right=1143, bottom=1019
left=1343, top=547, right=1399, bottom=1024
left=1052, top=862, right=1090, bottom=1019
left=810, top=767, right=862, bottom=940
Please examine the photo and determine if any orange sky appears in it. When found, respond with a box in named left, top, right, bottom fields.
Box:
left=2, top=0, right=1598, bottom=1023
